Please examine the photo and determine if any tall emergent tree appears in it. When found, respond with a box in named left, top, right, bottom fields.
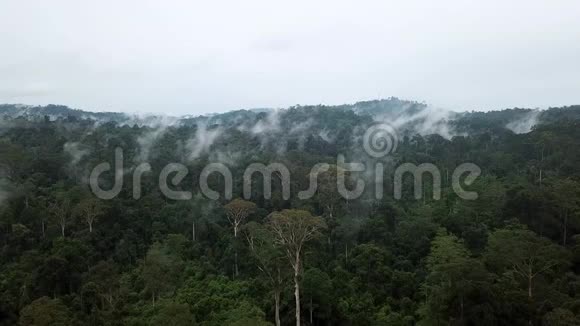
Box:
left=224, top=199, right=257, bottom=238
left=268, top=209, right=326, bottom=326
left=224, top=199, right=256, bottom=276
left=485, top=226, right=569, bottom=324
left=49, top=198, right=71, bottom=238
left=244, top=221, right=288, bottom=326
left=73, top=198, right=104, bottom=233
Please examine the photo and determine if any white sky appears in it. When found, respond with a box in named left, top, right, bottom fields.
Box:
left=0, top=0, right=579, bottom=115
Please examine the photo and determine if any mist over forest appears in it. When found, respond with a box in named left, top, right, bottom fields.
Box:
left=1, top=98, right=580, bottom=325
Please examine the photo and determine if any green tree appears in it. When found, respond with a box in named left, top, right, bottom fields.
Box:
left=302, top=268, right=332, bottom=325
left=19, top=297, right=75, bottom=326
left=419, top=229, right=489, bottom=325
left=543, top=308, right=580, bottom=326
left=149, top=300, right=196, bottom=326
left=73, top=197, right=104, bottom=233
left=268, top=209, right=326, bottom=326
left=85, top=260, right=121, bottom=310
left=177, top=273, right=267, bottom=325
left=224, top=199, right=257, bottom=238
left=244, top=221, right=288, bottom=326
left=551, top=180, right=580, bottom=246
left=485, top=226, right=570, bottom=324
left=224, top=199, right=257, bottom=276
left=48, top=197, right=71, bottom=238
left=141, top=240, right=184, bottom=306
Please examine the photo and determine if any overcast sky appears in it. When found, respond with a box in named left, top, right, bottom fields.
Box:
left=0, top=0, right=579, bottom=115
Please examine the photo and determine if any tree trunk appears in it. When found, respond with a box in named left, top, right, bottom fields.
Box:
left=563, top=211, right=568, bottom=246
left=528, top=274, right=533, bottom=299
left=108, top=291, right=114, bottom=309
left=235, top=251, right=239, bottom=277
left=294, top=256, right=301, bottom=326
left=41, top=220, right=45, bottom=238
left=310, top=297, right=313, bottom=325
left=528, top=275, right=533, bottom=326
left=88, top=221, right=93, bottom=233
left=460, top=296, right=464, bottom=324
left=275, top=291, right=281, bottom=326
left=61, top=224, right=65, bottom=237
left=192, top=219, right=196, bottom=241
left=234, top=224, right=239, bottom=277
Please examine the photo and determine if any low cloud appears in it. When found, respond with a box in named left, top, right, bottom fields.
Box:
left=186, top=123, right=222, bottom=161
left=136, top=128, right=167, bottom=162
left=209, top=150, right=243, bottom=166
left=506, top=110, right=541, bottom=134
left=134, top=115, right=182, bottom=161
left=250, top=109, right=281, bottom=135
left=318, top=129, right=335, bottom=143
left=63, top=142, right=90, bottom=165
left=373, top=105, right=458, bottom=139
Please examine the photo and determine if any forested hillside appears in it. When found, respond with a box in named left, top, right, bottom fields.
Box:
left=1, top=99, right=580, bottom=325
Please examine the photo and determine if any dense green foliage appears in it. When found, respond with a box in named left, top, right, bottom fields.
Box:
left=1, top=99, right=580, bottom=325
